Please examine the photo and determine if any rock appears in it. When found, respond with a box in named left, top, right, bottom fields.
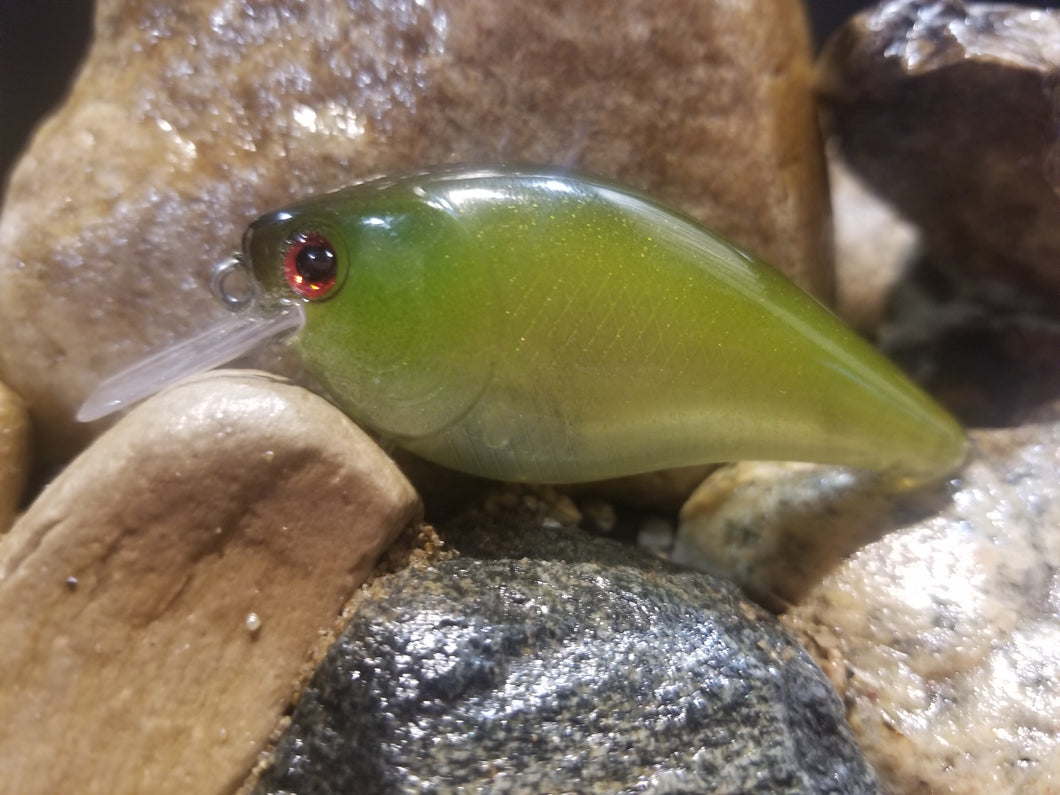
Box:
left=636, top=514, right=677, bottom=555
left=818, top=0, right=1060, bottom=316
left=676, top=418, right=1060, bottom=792
left=251, top=512, right=880, bottom=794
left=882, top=302, right=1060, bottom=428
left=567, top=463, right=720, bottom=515
left=783, top=419, right=1060, bottom=793
left=672, top=461, right=945, bottom=608
left=830, top=149, right=919, bottom=334
left=0, top=378, right=30, bottom=533
left=0, top=0, right=829, bottom=466
left=0, top=371, right=422, bottom=795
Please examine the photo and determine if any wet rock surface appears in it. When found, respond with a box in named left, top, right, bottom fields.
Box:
left=819, top=0, right=1060, bottom=316
left=0, top=0, right=827, bottom=466
left=0, top=371, right=421, bottom=795
left=781, top=418, right=1060, bottom=794
left=675, top=416, right=1060, bottom=793
left=252, top=515, right=880, bottom=795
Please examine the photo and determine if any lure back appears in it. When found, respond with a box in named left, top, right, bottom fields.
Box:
left=82, top=167, right=967, bottom=484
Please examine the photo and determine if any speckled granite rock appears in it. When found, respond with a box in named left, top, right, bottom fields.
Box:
left=0, top=371, right=421, bottom=795
left=0, top=0, right=828, bottom=467
left=0, top=378, right=29, bottom=533
left=676, top=417, right=1060, bottom=793
left=672, top=462, right=941, bottom=608
left=251, top=516, right=879, bottom=794
left=784, top=419, right=1060, bottom=793
left=818, top=0, right=1060, bottom=315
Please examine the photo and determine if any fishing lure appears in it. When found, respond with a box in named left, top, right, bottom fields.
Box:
left=80, top=167, right=966, bottom=484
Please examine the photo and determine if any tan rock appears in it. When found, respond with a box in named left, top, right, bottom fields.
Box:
left=0, top=0, right=829, bottom=466
left=676, top=418, right=1060, bottom=792
left=672, top=461, right=942, bottom=607
left=830, top=149, right=920, bottom=334
left=819, top=0, right=1060, bottom=316
left=0, top=378, right=29, bottom=533
left=0, top=370, right=422, bottom=795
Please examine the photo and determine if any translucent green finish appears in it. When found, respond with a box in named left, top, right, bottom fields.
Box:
left=245, top=167, right=966, bottom=484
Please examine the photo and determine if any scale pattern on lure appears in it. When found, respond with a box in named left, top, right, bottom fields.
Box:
left=80, top=167, right=967, bottom=484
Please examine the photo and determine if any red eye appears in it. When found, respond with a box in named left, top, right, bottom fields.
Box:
left=284, top=232, right=338, bottom=300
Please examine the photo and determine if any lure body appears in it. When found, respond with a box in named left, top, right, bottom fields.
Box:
left=236, top=167, right=965, bottom=484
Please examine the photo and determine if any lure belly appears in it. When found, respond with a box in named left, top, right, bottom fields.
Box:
left=81, top=167, right=967, bottom=484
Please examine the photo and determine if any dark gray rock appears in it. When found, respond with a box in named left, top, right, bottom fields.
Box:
left=254, top=515, right=879, bottom=794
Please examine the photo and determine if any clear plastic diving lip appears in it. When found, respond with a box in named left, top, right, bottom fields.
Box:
left=77, top=256, right=306, bottom=423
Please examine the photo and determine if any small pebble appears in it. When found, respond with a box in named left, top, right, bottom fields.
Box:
left=637, top=517, right=676, bottom=555
left=548, top=494, right=583, bottom=527
left=580, top=498, right=617, bottom=534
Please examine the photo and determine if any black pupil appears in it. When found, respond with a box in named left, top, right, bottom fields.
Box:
left=296, top=242, right=336, bottom=283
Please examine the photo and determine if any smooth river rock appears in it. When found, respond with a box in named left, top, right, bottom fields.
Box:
left=251, top=511, right=880, bottom=794
left=0, top=371, right=422, bottom=795
left=675, top=416, right=1060, bottom=793
left=0, top=0, right=828, bottom=467
left=819, top=0, right=1060, bottom=316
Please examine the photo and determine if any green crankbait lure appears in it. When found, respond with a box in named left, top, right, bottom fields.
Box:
left=80, top=167, right=966, bottom=484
